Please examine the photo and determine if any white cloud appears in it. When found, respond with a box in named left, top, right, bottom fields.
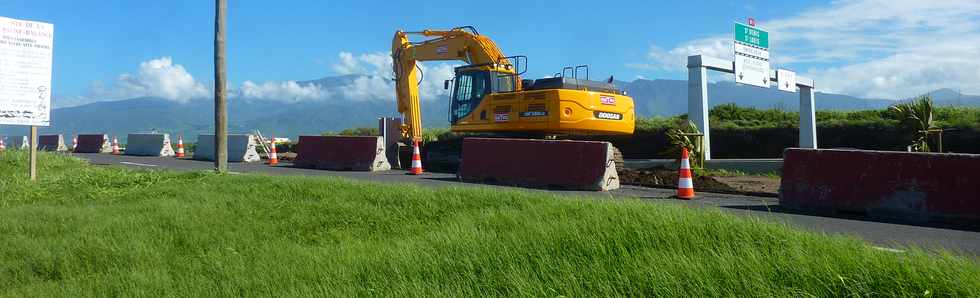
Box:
left=90, top=57, right=210, bottom=102
left=237, top=80, right=330, bottom=102
left=338, top=75, right=393, bottom=100
left=230, top=51, right=457, bottom=102
left=332, top=52, right=392, bottom=77
left=331, top=51, right=457, bottom=101
left=629, top=38, right=732, bottom=72
left=75, top=52, right=458, bottom=104
left=631, top=0, right=980, bottom=99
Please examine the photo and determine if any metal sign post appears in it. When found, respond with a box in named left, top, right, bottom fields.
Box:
left=0, top=17, right=54, bottom=181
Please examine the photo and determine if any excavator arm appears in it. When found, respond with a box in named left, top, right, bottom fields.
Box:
left=391, top=27, right=516, bottom=142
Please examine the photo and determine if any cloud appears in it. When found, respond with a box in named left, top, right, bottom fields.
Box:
left=231, top=51, right=457, bottom=102
left=629, top=38, right=732, bottom=72
left=90, top=57, right=210, bottom=102
left=332, top=52, right=392, bottom=77
left=237, top=80, right=330, bottom=102
left=331, top=51, right=457, bottom=101
left=73, top=52, right=458, bottom=105
left=630, top=0, right=980, bottom=99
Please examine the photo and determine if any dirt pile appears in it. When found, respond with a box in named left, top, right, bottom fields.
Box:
left=618, top=167, right=734, bottom=193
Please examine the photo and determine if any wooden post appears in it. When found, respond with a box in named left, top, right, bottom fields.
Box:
left=29, top=126, right=37, bottom=181
left=214, top=0, right=228, bottom=173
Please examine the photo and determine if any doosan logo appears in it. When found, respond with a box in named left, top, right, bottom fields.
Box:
left=595, top=111, right=622, bottom=120
left=600, top=95, right=616, bottom=105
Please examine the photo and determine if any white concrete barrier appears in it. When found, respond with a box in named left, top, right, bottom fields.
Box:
left=193, top=134, right=261, bottom=162
left=124, top=133, right=176, bottom=156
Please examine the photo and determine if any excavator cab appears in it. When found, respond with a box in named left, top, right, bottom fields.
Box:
left=447, top=65, right=518, bottom=124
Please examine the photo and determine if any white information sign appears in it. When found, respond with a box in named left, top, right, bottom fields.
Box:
left=734, top=55, right=770, bottom=88
left=733, top=22, right=770, bottom=88
left=777, top=69, right=796, bottom=93
left=0, top=17, right=54, bottom=126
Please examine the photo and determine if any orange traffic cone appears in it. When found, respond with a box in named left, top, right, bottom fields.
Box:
left=676, top=147, right=695, bottom=199
left=409, top=139, right=424, bottom=175
left=267, top=136, right=279, bottom=166
left=175, top=135, right=185, bottom=158
left=111, top=136, right=121, bottom=155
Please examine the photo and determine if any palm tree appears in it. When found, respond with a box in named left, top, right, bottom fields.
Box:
left=889, top=96, right=935, bottom=152
left=666, top=120, right=704, bottom=168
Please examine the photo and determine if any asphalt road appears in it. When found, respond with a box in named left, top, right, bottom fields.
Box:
left=74, top=153, right=980, bottom=255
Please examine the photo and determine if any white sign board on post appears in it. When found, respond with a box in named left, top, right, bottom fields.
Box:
left=777, top=69, right=796, bottom=92
left=733, top=22, right=770, bottom=88
left=0, top=17, right=54, bottom=126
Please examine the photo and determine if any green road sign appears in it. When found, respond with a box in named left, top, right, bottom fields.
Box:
left=735, top=22, right=768, bottom=49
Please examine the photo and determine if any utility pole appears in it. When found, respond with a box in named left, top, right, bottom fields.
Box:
left=214, top=0, right=228, bottom=173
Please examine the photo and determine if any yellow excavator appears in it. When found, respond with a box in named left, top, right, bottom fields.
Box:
left=392, top=26, right=635, bottom=143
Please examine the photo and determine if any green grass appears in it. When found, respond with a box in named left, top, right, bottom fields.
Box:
left=1, top=151, right=978, bottom=296
left=691, top=168, right=782, bottom=179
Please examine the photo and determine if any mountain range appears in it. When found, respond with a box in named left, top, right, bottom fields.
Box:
left=2, top=75, right=978, bottom=141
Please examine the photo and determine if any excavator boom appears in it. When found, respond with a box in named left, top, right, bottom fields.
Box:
left=392, top=27, right=515, bottom=142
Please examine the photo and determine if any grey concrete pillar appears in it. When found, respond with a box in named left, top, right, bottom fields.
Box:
left=799, top=85, right=817, bottom=148
left=688, top=66, right=711, bottom=160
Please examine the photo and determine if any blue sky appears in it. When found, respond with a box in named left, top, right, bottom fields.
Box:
left=4, top=0, right=979, bottom=106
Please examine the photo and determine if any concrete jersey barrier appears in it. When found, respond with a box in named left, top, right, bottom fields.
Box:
left=6, top=136, right=29, bottom=150
left=193, top=134, right=261, bottom=162
left=293, top=136, right=391, bottom=171
left=38, top=134, right=67, bottom=151
left=74, top=134, right=111, bottom=153
left=780, top=148, right=980, bottom=224
left=124, top=133, right=176, bottom=156
left=457, top=138, right=620, bottom=191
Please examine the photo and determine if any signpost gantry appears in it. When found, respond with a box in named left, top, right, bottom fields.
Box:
left=687, top=20, right=816, bottom=160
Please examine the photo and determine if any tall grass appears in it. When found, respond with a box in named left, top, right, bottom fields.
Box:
left=1, top=151, right=978, bottom=296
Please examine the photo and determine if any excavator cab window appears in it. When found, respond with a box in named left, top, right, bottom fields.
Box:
left=494, top=74, right=516, bottom=93
left=450, top=70, right=492, bottom=123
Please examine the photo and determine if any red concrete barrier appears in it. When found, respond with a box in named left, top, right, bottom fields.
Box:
left=780, top=148, right=980, bottom=223
left=292, top=136, right=391, bottom=171
left=457, top=138, right=619, bottom=191
left=74, top=134, right=111, bottom=153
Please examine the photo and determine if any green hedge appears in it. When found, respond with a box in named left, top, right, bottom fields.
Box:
left=594, top=105, right=980, bottom=158
left=340, top=105, right=980, bottom=159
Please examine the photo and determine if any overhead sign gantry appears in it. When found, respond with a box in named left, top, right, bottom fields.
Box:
left=687, top=19, right=816, bottom=160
